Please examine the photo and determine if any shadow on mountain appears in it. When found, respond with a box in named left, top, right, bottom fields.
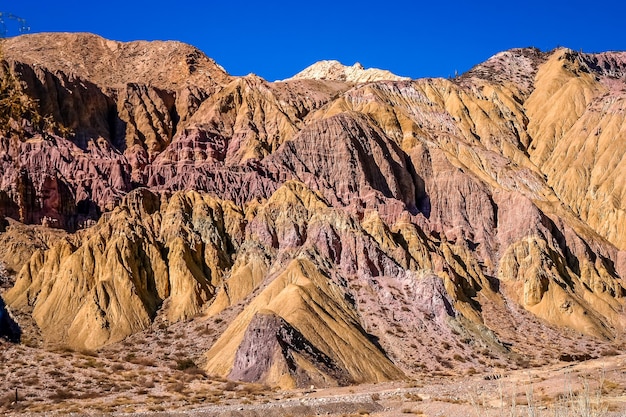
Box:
left=0, top=296, right=20, bottom=343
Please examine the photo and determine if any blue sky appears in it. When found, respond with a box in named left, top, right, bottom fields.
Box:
left=4, top=1, right=626, bottom=81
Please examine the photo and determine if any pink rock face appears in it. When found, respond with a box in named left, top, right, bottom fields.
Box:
left=265, top=112, right=418, bottom=212
left=581, top=51, right=626, bottom=79
left=458, top=47, right=547, bottom=95
left=0, top=33, right=232, bottom=227
left=146, top=112, right=419, bottom=215
left=229, top=312, right=353, bottom=387
left=3, top=37, right=415, bottom=230
left=408, top=144, right=498, bottom=258
left=0, top=135, right=131, bottom=230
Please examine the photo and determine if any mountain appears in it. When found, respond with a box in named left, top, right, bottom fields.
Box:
left=0, top=33, right=625, bottom=394
left=286, top=60, right=410, bottom=83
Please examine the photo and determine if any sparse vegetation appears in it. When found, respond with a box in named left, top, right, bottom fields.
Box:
left=0, top=12, right=70, bottom=140
left=175, top=357, right=197, bottom=371
left=0, top=47, right=67, bottom=138
left=0, top=338, right=624, bottom=416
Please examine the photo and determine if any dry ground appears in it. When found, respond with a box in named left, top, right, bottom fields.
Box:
left=1, top=337, right=625, bottom=417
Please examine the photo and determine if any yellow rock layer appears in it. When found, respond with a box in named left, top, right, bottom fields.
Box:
left=205, top=258, right=404, bottom=388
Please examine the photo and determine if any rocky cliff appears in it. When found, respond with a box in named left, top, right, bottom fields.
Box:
left=1, top=33, right=625, bottom=389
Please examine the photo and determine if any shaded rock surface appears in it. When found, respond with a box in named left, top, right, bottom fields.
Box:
left=0, top=296, right=20, bottom=342
left=229, top=311, right=354, bottom=387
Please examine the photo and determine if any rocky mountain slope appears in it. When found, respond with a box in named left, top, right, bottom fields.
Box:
left=286, top=60, right=410, bottom=83
left=1, top=34, right=625, bottom=392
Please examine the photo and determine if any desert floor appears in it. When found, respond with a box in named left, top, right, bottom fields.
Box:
left=2, top=338, right=625, bottom=417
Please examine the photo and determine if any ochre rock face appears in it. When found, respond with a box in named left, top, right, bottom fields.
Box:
left=1, top=34, right=626, bottom=387
left=4, top=188, right=244, bottom=349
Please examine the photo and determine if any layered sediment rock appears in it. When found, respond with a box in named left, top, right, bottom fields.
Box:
left=1, top=34, right=625, bottom=387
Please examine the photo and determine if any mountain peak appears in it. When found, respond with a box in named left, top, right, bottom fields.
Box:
left=285, top=59, right=410, bottom=83
left=3, top=32, right=231, bottom=89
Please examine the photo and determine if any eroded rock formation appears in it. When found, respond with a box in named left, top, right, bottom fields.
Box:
left=1, top=33, right=625, bottom=388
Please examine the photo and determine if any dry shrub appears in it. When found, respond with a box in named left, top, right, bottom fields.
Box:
left=22, top=376, right=40, bottom=385
left=239, top=383, right=269, bottom=396
left=600, top=348, right=619, bottom=357
left=223, top=381, right=238, bottom=391
left=184, top=366, right=207, bottom=378
left=78, top=349, right=98, bottom=357
left=130, top=357, right=156, bottom=367
left=110, top=363, right=125, bottom=371
left=601, top=379, right=620, bottom=394
left=175, top=358, right=197, bottom=371
left=47, top=369, right=64, bottom=377
left=168, top=382, right=185, bottom=393
left=404, top=392, right=422, bottom=401
left=138, top=377, right=155, bottom=389
left=78, top=358, right=102, bottom=368
left=196, top=323, right=214, bottom=335
left=149, top=405, right=166, bottom=412
left=206, top=392, right=223, bottom=403
left=0, top=392, right=16, bottom=408
left=75, top=391, right=101, bottom=400
left=49, top=389, right=73, bottom=401
left=465, top=367, right=478, bottom=375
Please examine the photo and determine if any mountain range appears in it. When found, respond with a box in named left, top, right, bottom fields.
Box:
left=0, top=33, right=625, bottom=395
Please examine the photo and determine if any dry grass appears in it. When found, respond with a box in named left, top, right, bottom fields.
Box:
left=1, top=322, right=624, bottom=417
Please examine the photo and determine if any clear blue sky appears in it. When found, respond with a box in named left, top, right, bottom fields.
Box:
left=4, top=1, right=626, bottom=81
